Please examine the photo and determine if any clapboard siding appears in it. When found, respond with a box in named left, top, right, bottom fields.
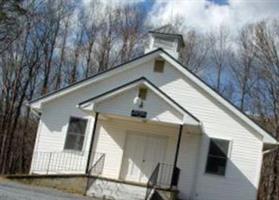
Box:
left=159, top=63, right=263, bottom=200
left=92, top=118, right=180, bottom=179
left=95, top=87, right=183, bottom=124
left=159, top=63, right=262, bottom=200
left=32, top=56, right=263, bottom=200
left=177, top=133, right=201, bottom=199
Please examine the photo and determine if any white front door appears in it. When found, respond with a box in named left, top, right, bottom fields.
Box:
left=121, top=132, right=167, bottom=183
left=141, top=135, right=167, bottom=182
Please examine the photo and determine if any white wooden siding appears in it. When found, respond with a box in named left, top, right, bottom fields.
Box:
left=32, top=57, right=263, bottom=200
left=177, top=133, right=201, bottom=199
left=95, top=87, right=183, bottom=124
left=92, top=118, right=179, bottom=179
left=159, top=66, right=263, bottom=200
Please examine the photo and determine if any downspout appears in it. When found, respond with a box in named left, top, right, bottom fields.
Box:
left=263, top=147, right=278, bottom=155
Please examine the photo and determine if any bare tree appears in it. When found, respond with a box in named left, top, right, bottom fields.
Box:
left=209, top=26, right=230, bottom=92
left=229, top=25, right=257, bottom=111
left=54, top=15, right=70, bottom=90
left=117, top=4, right=144, bottom=63
left=0, top=4, right=146, bottom=170
left=38, top=0, right=66, bottom=94
left=0, top=0, right=72, bottom=174
left=0, top=7, right=41, bottom=173
left=0, top=0, right=27, bottom=53
left=180, top=30, right=209, bottom=75
left=253, top=20, right=279, bottom=137
left=251, top=20, right=279, bottom=200
left=81, top=0, right=102, bottom=77
left=68, top=27, right=84, bottom=84
left=94, top=6, right=117, bottom=72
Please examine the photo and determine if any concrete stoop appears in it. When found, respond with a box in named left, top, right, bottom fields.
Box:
left=153, top=189, right=178, bottom=200
left=86, top=178, right=147, bottom=200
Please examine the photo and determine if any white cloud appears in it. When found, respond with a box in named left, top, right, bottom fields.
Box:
left=81, top=0, right=145, bottom=25
left=148, top=0, right=279, bottom=33
left=82, top=0, right=144, bottom=8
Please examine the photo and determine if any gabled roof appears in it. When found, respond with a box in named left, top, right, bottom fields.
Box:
left=78, top=77, right=200, bottom=126
left=29, top=48, right=278, bottom=144
left=150, top=24, right=178, bottom=35
left=149, top=24, right=185, bottom=47
left=29, top=48, right=162, bottom=108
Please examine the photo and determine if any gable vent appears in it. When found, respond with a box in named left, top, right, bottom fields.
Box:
left=138, top=87, right=148, bottom=100
left=154, top=59, right=165, bottom=73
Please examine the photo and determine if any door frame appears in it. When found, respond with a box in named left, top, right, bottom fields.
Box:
left=119, top=130, right=168, bottom=182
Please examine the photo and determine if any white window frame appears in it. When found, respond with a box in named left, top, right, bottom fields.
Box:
left=64, top=116, right=88, bottom=152
left=204, top=137, right=233, bottom=177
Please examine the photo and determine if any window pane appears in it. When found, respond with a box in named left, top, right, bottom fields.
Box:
left=64, top=117, right=87, bottom=151
left=65, top=134, right=85, bottom=151
left=205, top=139, right=229, bottom=176
left=76, top=135, right=84, bottom=151
left=209, top=139, right=229, bottom=157
left=68, top=117, right=87, bottom=135
left=206, top=156, right=227, bottom=175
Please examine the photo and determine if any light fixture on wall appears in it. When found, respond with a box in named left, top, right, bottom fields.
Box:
left=133, top=96, right=144, bottom=108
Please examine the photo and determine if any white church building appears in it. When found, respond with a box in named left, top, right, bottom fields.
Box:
left=29, top=25, right=278, bottom=200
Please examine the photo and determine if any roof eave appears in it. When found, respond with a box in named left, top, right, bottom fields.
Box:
left=29, top=48, right=163, bottom=106
left=78, top=77, right=200, bottom=126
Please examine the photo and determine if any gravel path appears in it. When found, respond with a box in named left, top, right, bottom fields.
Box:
left=0, top=180, right=95, bottom=200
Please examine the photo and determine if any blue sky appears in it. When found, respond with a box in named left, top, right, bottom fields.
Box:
left=209, top=0, right=228, bottom=5
left=142, top=0, right=230, bottom=8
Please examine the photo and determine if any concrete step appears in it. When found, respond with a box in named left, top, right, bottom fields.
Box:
left=153, top=189, right=178, bottom=200
left=87, top=178, right=147, bottom=200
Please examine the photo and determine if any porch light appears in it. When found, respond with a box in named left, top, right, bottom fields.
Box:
left=133, top=96, right=144, bottom=108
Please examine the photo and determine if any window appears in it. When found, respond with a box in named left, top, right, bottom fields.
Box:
left=64, top=117, right=87, bottom=151
left=205, top=138, right=230, bottom=176
left=154, top=59, right=165, bottom=73
left=138, top=87, right=148, bottom=100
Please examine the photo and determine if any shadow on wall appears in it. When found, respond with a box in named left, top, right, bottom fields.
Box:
left=88, top=116, right=259, bottom=200
left=42, top=112, right=68, bottom=133
left=42, top=96, right=89, bottom=136
left=89, top=117, right=178, bottom=182
left=192, top=134, right=258, bottom=200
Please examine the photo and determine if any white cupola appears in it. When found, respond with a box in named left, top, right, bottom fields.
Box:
left=145, top=24, right=185, bottom=59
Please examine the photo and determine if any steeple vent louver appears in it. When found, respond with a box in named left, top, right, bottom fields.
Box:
left=145, top=24, right=185, bottom=59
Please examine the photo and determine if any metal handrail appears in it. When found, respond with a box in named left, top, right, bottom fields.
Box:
left=85, top=153, right=106, bottom=194
left=145, top=163, right=160, bottom=200
left=88, top=153, right=105, bottom=176
left=145, top=162, right=175, bottom=200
